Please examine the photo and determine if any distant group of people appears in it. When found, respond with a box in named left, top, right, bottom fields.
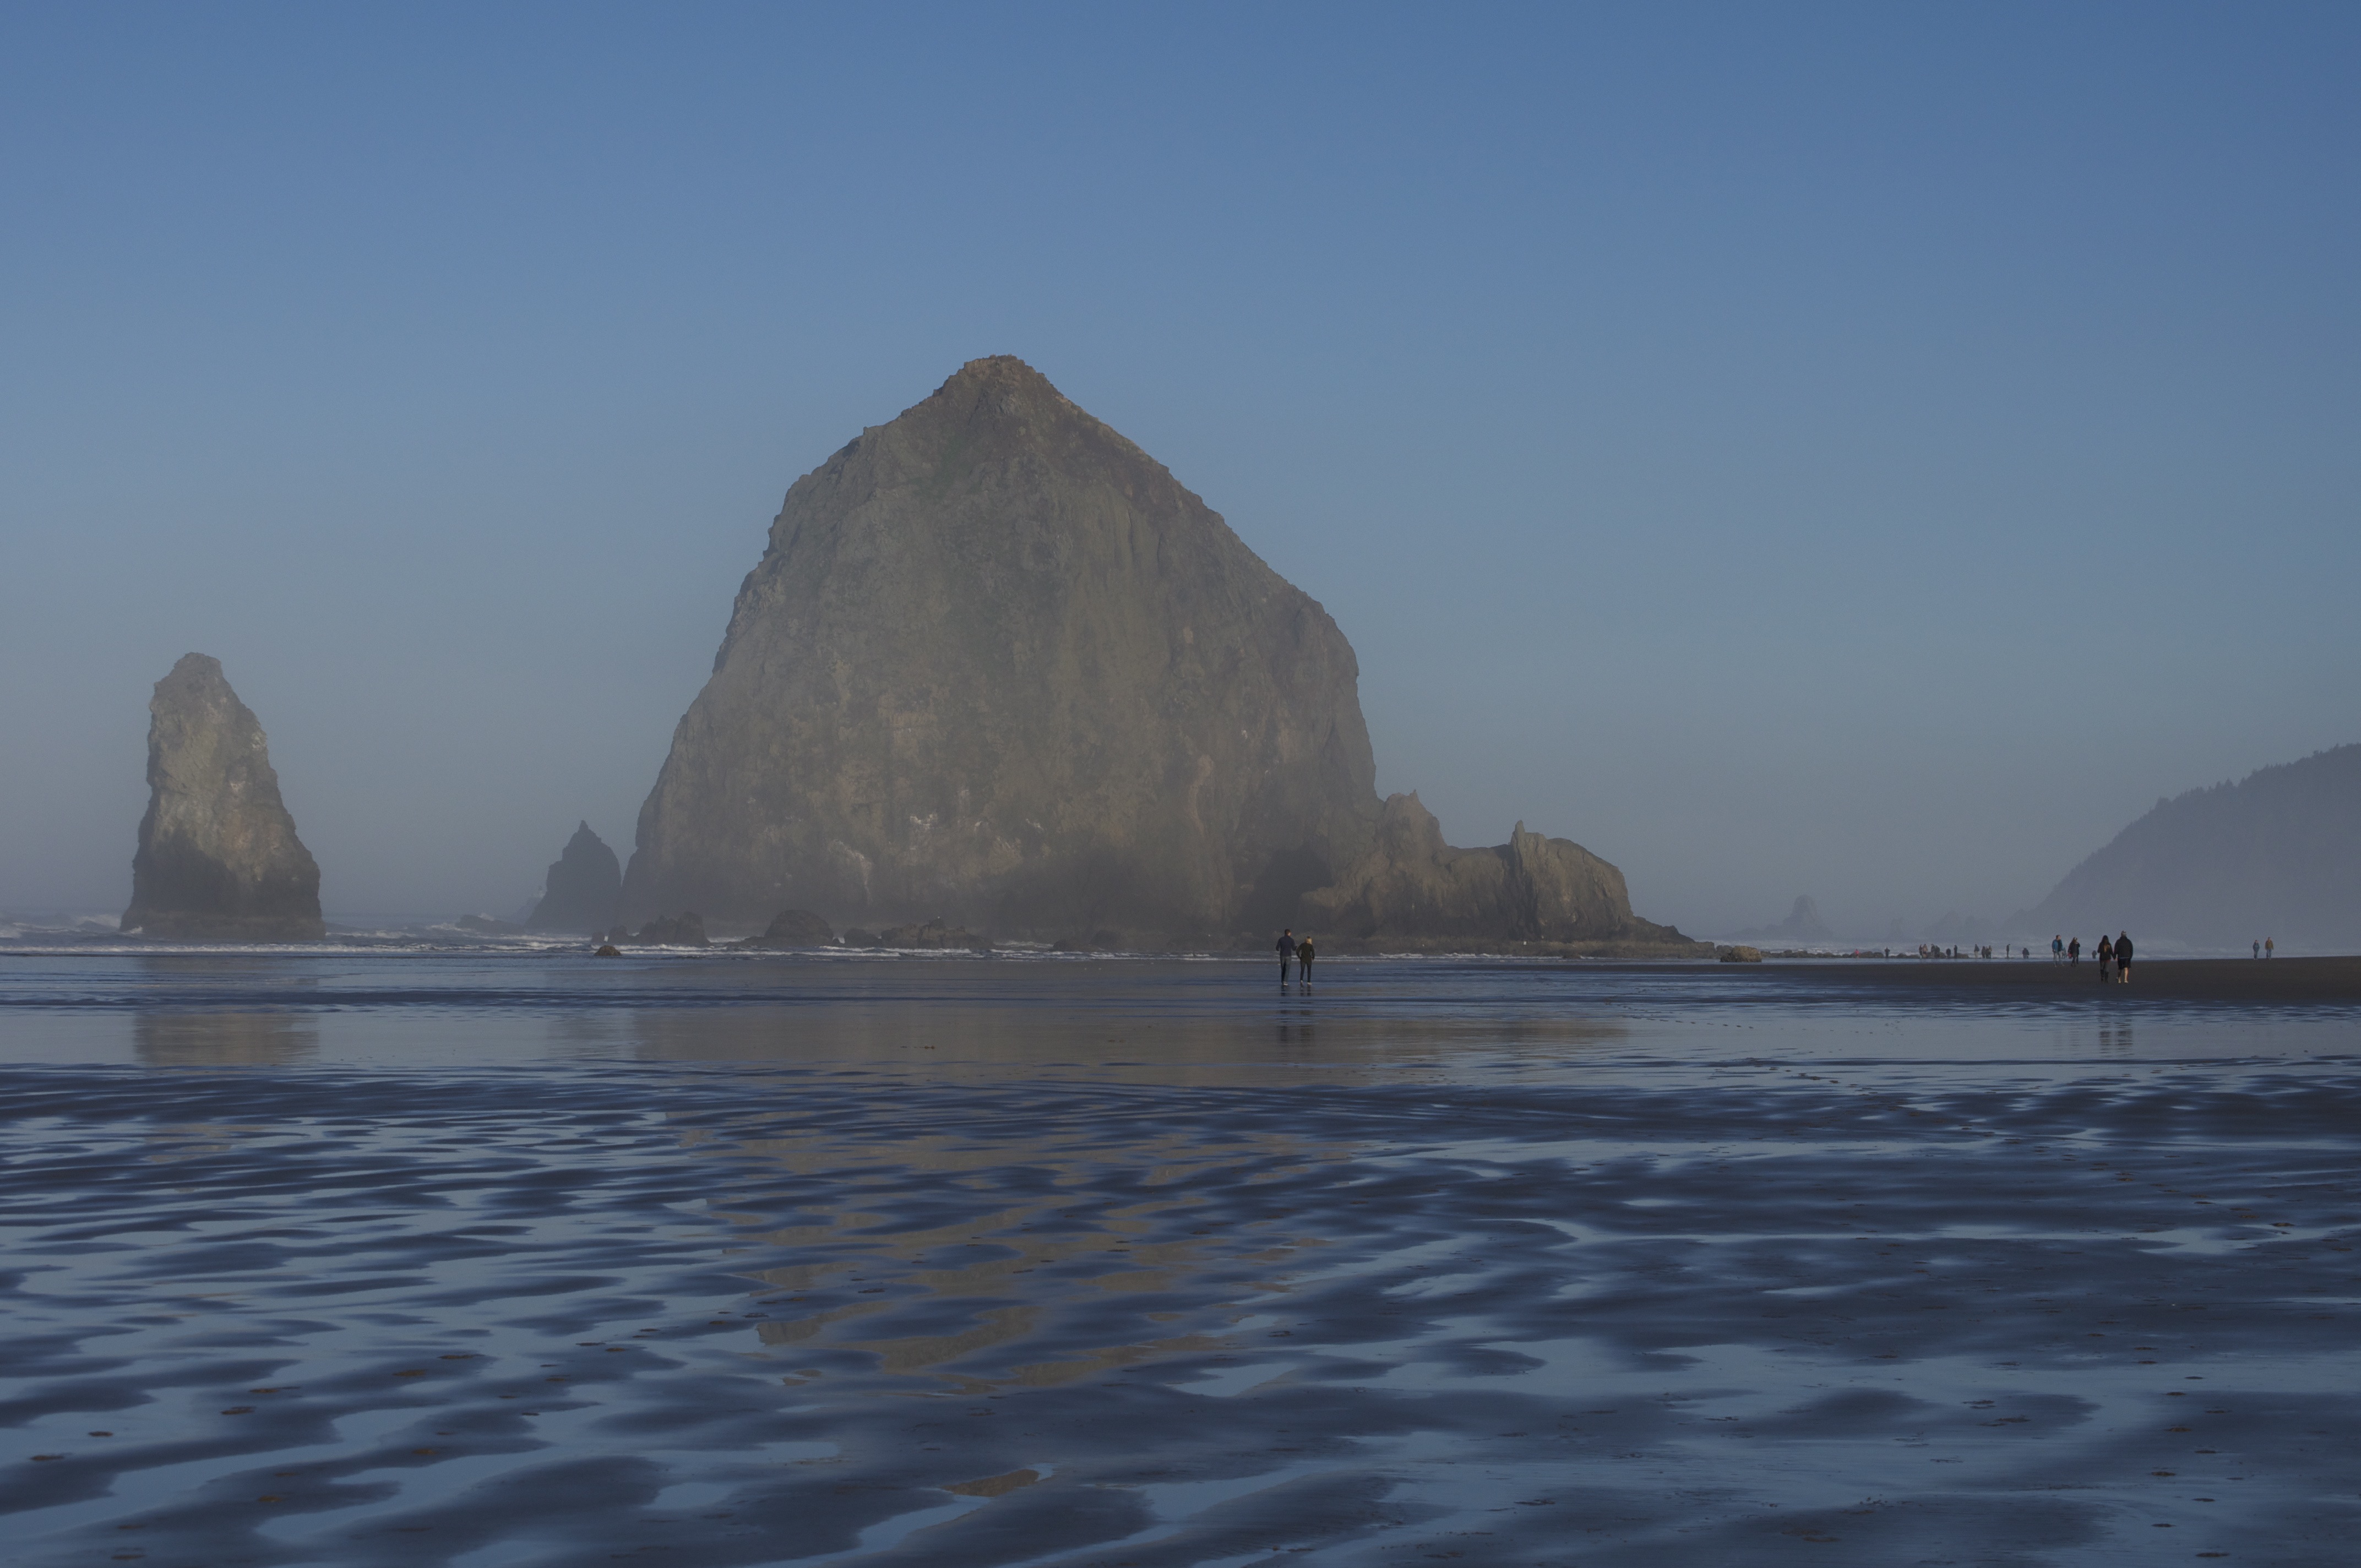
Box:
left=2050, top=932, right=2136, bottom=983
left=1276, top=928, right=1315, bottom=986
left=2253, top=938, right=2276, bottom=959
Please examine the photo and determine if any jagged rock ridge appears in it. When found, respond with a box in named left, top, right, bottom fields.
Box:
left=122, top=654, right=324, bottom=942
left=527, top=822, right=622, bottom=932
left=1302, top=793, right=1689, bottom=950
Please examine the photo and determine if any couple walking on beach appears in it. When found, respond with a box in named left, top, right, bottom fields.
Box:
left=1276, top=928, right=1315, bottom=986
left=2096, top=931, right=2134, bottom=983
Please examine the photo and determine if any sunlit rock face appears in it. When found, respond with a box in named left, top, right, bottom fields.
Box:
left=526, top=821, right=622, bottom=933
left=121, top=654, right=324, bottom=942
left=622, top=356, right=1380, bottom=937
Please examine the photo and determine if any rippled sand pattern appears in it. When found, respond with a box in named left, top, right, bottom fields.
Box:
left=2, top=956, right=2357, bottom=1565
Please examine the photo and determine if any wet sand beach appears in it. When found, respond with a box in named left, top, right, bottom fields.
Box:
left=2, top=954, right=2355, bottom=1565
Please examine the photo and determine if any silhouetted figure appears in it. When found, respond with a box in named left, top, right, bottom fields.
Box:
left=2254, top=939, right=2261, bottom=959
left=1276, top=928, right=1294, bottom=984
left=2052, top=935, right=2064, bottom=963
left=2069, top=937, right=2081, bottom=966
left=2097, top=934, right=2115, bottom=983
left=1297, top=937, right=1315, bottom=985
left=2266, top=937, right=2275, bottom=958
left=2115, top=930, right=2133, bottom=984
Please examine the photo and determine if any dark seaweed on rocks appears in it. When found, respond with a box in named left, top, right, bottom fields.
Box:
left=120, top=653, right=324, bottom=943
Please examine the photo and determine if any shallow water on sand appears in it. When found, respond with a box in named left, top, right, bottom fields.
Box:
left=2, top=955, right=2356, bottom=1566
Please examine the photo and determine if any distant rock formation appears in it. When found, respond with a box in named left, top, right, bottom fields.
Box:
left=739, top=908, right=836, bottom=949
left=877, top=918, right=989, bottom=951
left=633, top=912, right=709, bottom=946
left=121, top=654, right=324, bottom=942
left=1719, top=945, right=1764, bottom=963
left=1734, top=894, right=1835, bottom=943
left=527, top=822, right=623, bottom=933
left=1299, top=793, right=1696, bottom=952
left=2015, top=743, right=2361, bottom=951
left=622, top=357, right=1696, bottom=951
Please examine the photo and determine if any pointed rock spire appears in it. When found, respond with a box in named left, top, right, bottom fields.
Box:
left=122, top=654, right=324, bottom=941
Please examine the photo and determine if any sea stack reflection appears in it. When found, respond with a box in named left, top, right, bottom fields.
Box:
left=121, top=653, right=325, bottom=942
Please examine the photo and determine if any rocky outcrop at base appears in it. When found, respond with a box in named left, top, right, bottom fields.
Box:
left=632, top=912, right=709, bottom=946
left=121, top=654, right=325, bottom=943
left=839, top=919, right=989, bottom=951
left=878, top=919, right=990, bottom=951
left=738, top=908, right=837, bottom=949
left=1299, top=793, right=1702, bottom=954
left=527, top=823, right=623, bottom=933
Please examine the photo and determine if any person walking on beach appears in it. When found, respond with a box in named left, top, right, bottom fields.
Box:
left=2052, top=935, right=2064, bottom=963
left=2068, top=937, right=2081, bottom=966
left=2096, top=934, right=2115, bottom=983
left=2255, top=939, right=2262, bottom=959
left=1276, top=928, right=1295, bottom=984
left=2266, top=937, right=2275, bottom=959
left=2116, top=930, right=2134, bottom=985
left=1297, top=936, right=1315, bottom=984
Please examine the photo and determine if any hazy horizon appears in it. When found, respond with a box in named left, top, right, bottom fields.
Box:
left=5, top=5, right=2357, bottom=939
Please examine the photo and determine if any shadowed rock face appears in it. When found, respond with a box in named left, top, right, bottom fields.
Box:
left=122, top=654, right=324, bottom=942
left=1302, top=793, right=1692, bottom=951
left=623, top=356, right=1380, bottom=935
left=527, top=822, right=623, bottom=932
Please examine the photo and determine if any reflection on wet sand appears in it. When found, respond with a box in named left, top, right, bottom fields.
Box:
left=716, top=1107, right=1340, bottom=1393
left=2, top=957, right=2357, bottom=1567
left=133, top=1010, right=319, bottom=1066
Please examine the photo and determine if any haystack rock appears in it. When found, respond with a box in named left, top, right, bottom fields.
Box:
left=526, top=821, right=623, bottom=932
left=623, top=356, right=1379, bottom=937
left=623, top=357, right=1698, bottom=951
left=121, top=654, right=325, bottom=942
left=1300, top=792, right=1691, bottom=951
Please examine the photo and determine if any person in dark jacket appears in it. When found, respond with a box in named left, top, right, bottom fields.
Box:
left=1276, top=929, right=1294, bottom=984
left=2068, top=937, right=2081, bottom=966
left=2115, top=930, right=2133, bottom=984
left=1296, top=937, right=1315, bottom=984
left=2097, top=934, right=2115, bottom=983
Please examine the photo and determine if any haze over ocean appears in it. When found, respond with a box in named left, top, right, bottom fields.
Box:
left=3, top=4, right=2357, bottom=935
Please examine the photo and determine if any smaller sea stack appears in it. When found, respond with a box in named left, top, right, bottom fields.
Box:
left=122, top=654, right=325, bottom=942
left=527, top=822, right=623, bottom=933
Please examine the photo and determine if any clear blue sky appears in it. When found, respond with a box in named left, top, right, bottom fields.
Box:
left=4, top=2, right=2355, bottom=937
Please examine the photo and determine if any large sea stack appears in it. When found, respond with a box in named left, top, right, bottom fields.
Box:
left=623, top=357, right=1379, bottom=936
left=526, top=821, right=623, bottom=932
left=122, top=654, right=325, bottom=941
left=624, top=357, right=1698, bottom=951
